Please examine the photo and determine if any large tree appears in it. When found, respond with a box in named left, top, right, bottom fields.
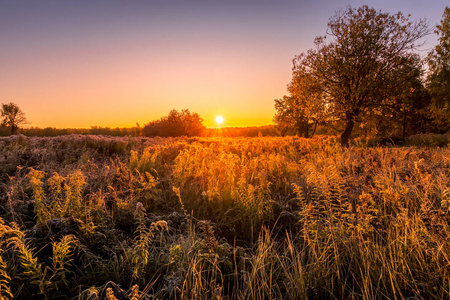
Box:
left=294, top=6, right=428, bottom=146
left=1, top=102, right=27, bottom=135
left=427, top=6, right=450, bottom=133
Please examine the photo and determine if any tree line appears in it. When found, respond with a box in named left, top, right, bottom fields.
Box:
left=274, top=5, right=450, bottom=146
left=0, top=105, right=279, bottom=137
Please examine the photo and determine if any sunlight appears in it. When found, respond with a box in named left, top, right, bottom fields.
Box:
left=215, top=115, right=224, bottom=125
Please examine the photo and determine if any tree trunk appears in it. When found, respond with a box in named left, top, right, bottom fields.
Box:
left=340, top=118, right=354, bottom=147
left=311, top=121, right=318, bottom=137
left=296, top=120, right=308, bottom=138
left=402, top=112, right=407, bottom=139
left=11, top=125, right=18, bottom=135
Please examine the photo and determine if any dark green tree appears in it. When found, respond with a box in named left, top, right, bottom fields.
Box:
left=389, top=57, right=431, bottom=138
left=360, top=56, right=432, bottom=138
left=427, top=6, right=450, bottom=133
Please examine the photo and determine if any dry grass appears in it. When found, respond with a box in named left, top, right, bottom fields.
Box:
left=0, top=134, right=448, bottom=299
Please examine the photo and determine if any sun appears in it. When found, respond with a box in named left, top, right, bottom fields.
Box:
left=215, top=115, right=224, bottom=125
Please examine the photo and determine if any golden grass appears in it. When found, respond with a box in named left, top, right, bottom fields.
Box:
left=0, top=134, right=448, bottom=299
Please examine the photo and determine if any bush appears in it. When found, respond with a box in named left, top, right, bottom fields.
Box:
left=142, top=109, right=205, bottom=137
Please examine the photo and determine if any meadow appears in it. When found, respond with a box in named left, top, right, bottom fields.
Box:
left=0, top=134, right=449, bottom=299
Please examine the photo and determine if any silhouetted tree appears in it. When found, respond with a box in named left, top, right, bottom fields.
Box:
left=427, top=6, right=450, bottom=133
left=142, top=109, right=205, bottom=137
left=1, top=102, right=27, bottom=135
left=293, top=6, right=428, bottom=146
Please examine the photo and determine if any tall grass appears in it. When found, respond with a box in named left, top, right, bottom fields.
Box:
left=0, top=134, right=448, bottom=299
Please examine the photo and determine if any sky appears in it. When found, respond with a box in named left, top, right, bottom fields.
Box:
left=0, top=0, right=448, bottom=128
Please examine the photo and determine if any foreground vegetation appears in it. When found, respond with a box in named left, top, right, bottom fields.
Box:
left=0, top=134, right=449, bottom=299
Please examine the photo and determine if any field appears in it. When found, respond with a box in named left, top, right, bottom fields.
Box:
left=0, top=134, right=449, bottom=299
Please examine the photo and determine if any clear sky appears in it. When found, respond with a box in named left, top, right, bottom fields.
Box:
left=0, top=0, right=448, bottom=128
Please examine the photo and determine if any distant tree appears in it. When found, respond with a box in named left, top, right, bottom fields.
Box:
left=142, top=109, right=205, bottom=137
left=293, top=6, right=428, bottom=146
left=427, top=6, right=450, bottom=133
left=1, top=102, right=27, bottom=135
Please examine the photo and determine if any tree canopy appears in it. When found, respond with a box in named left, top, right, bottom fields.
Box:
left=427, top=6, right=450, bottom=133
left=276, top=6, right=430, bottom=145
left=273, top=67, right=326, bottom=137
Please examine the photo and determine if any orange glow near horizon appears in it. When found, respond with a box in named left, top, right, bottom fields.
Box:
left=7, top=38, right=287, bottom=129
left=0, top=3, right=298, bottom=130
left=3, top=1, right=443, bottom=130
